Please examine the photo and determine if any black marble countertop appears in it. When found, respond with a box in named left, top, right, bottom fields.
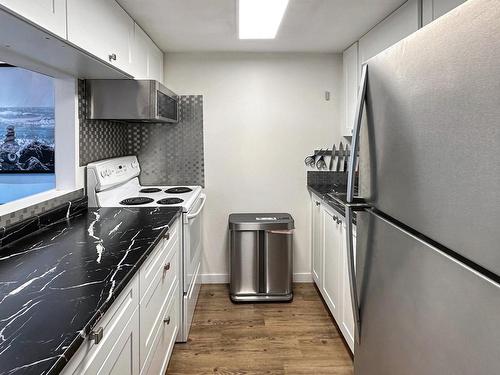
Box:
left=307, top=184, right=367, bottom=222
left=0, top=206, right=182, bottom=375
left=308, top=184, right=347, bottom=214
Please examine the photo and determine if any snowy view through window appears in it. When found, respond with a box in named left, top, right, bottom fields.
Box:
left=0, top=64, right=55, bottom=203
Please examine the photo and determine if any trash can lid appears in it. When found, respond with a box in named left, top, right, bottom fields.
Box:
left=229, top=213, right=294, bottom=231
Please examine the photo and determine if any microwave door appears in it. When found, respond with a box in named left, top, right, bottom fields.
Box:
left=157, top=90, right=178, bottom=123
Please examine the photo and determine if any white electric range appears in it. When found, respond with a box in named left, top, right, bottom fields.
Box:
left=86, top=155, right=205, bottom=343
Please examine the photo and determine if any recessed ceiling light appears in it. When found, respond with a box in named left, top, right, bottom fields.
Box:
left=238, top=0, right=289, bottom=40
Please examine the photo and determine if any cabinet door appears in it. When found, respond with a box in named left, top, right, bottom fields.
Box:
left=311, top=195, right=323, bottom=287
left=67, top=0, right=134, bottom=74
left=144, top=283, right=180, bottom=375
left=148, top=42, right=164, bottom=83
left=340, top=222, right=356, bottom=352
left=140, top=235, right=179, bottom=371
left=61, top=279, right=140, bottom=375
left=0, top=0, right=66, bottom=38
left=422, top=0, right=466, bottom=25
left=131, top=23, right=163, bottom=81
left=78, top=308, right=140, bottom=375
left=321, top=207, right=342, bottom=317
left=358, top=0, right=420, bottom=65
left=131, top=23, right=149, bottom=79
left=342, top=42, right=359, bottom=137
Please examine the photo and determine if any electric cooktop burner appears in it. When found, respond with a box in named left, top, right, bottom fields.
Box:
left=165, top=187, right=192, bottom=194
left=139, top=188, right=162, bottom=193
left=119, top=197, right=154, bottom=205
left=157, top=198, right=184, bottom=205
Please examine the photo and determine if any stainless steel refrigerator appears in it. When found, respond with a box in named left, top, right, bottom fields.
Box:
left=345, top=0, right=500, bottom=374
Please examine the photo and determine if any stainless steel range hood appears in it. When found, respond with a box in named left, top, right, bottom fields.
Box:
left=85, top=79, right=179, bottom=123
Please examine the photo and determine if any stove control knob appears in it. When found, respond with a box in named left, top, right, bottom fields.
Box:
left=100, top=170, right=106, bottom=178
left=131, top=161, right=138, bottom=169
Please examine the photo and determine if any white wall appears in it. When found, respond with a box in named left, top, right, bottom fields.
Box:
left=164, top=52, right=342, bottom=283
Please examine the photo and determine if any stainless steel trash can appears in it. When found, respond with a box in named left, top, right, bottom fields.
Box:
left=229, top=213, right=294, bottom=302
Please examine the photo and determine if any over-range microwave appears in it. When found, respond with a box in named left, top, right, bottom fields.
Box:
left=85, top=79, right=178, bottom=123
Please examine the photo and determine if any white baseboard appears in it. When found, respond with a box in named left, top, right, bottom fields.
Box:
left=200, top=273, right=229, bottom=284
left=293, top=272, right=313, bottom=283
left=200, top=272, right=313, bottom=284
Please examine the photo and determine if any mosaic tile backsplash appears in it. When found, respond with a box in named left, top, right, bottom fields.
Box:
left=0, top=189, right=84, bottom=228
left=78, top=81, right=129, bottom=166
left=307, top=171, right=348, bottom=186
left=78, top=81, right=205, bottom=187
left=128, top=96, right=204, bottom=186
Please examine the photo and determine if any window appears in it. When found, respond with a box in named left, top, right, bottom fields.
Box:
left=0, top=64, right=55, bottom=204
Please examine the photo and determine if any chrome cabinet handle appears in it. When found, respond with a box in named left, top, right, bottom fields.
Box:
left=108, top=53, right=117, bottom=62
left=347, top=64, right=368, bottom=203
left=164, top=232, right=170, bottom=240
left=333, top=215, right=338, bottom=221
left=164, top=262, right=170, bottom=272
left=345, top=208, right=361, bottom=344
left=89, top=327, right=103, bottom=344
left=163, top=316, right=170, bottom=325
left=315, top=201, right=320, bottom=206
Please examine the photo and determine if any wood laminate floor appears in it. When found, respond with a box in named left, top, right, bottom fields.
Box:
left=166, top=283, right=354, bottom=375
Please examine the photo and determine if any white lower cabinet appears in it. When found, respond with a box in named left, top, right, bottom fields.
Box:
left=321, top=206, right=342, bottom=317
left=310, top=194, right=356, bottom=352
left=61, top=278, right=140, bottom=375
left=311, top=194, right=323, bottom=286
left=62, top=218, right=181, bottom=375
left=340, top=222, right=356, bottom=352
left=79, top=308, right=140, bottom=375
left=139, top=222, right=180, bottom=374
left=143, top=283, right=180, bottom=375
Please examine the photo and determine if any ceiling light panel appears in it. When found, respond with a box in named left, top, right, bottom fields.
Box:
left=238, top=0, right=289, bottom=39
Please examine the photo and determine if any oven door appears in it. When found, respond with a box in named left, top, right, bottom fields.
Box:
left=181, top=193, right=205, bottom=337
left=184, top=194, right=205, bottom=291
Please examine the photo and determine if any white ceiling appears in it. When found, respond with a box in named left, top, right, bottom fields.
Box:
left=117, top=0, right=407, bottom=53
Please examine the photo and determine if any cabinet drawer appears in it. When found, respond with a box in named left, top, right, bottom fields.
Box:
left=61, top=277, right=139, bottom=375
left=140, top=219, right=179, bottom=300
left=139, top=241, right=179, bottom=369
left=143, top=283, right=180, bottom=375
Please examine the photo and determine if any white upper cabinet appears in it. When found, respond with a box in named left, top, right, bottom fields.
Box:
left=131, top=23, right=164, bottom=82
left=67, top=0, right=134, bottom=74
left=342, top=42, right=359, bottom=137
left=0, top=0, right=67, bottom=38
left=358, top=0, right=421, bottom=65
left=422, top=0, right=467, bottom=25
left=131, top=23, right=149, bottom=78
left=148, top=41, right=164, bottom=83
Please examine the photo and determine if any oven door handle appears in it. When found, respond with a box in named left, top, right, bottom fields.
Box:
left=187, top=193, right=206, bottom=220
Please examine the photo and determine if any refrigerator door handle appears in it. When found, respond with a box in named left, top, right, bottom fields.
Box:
left=345, top=207, right=361, bottom=344
left=347, top=64, right=368, bottom=203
